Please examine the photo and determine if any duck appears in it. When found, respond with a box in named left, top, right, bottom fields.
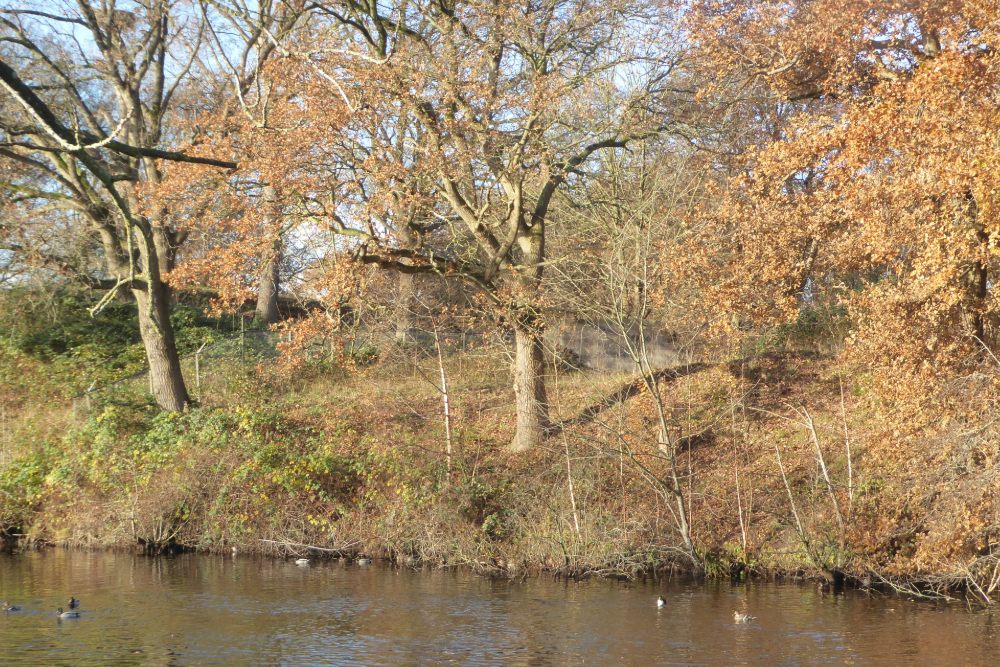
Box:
left=2, top=601, right=20, bottom=612
left=733, top=611, right=755, bottom=624
left=57, top=607, right=80, bottom=619
left=68, top=596, right=80, bottom=609
left=356, top=557, right=372, bottom=565
left=656, top=596, right=666, bottom=608
left=295, top=558, right=310, bottom=565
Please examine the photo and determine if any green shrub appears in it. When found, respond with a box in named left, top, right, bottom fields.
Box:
left=0, top=448, right=50, bottom=530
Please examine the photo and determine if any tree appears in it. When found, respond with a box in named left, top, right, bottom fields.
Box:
left=120, top=0, right=307, bottom=329
left=198, top=0, right=307, bottom=326
left=686, top=0, right=1000, bottom=403
left=252, top=0, right=685, bottom=450
left=253, top=186, right=283, bottom=324
left=0, top=1, right=238, bottom=410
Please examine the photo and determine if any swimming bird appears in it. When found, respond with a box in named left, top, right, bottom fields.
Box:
left=2, top=601, right=20, bottom=612
left=295, top=558, right=310, bottom=565
left=733, top=611, right=755, bottom=624
left=656, top=596, right=666, bottom=608
left=68, top=596, right=79, bottom=609
left=356, top=557, right=371, bottom=565
left=57, top=607, right=80, bottom=619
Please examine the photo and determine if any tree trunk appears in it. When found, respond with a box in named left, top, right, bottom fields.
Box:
left=511, top=322, right=550, bottom=452
left=255, top=186, right=282, bottom=325
left=133, top=281, right=189, bottom=411
left=394, top=271, right=416, bottom=342
left=393, top=220, right=419, bottom=342
left=509, top=219, right=549, bottom=451
left=970, top=229, right=988, bottom=341
left=255, top=242, right=281, bottom=325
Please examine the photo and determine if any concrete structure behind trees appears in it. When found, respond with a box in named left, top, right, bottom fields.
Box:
left=549, top=320, right=683, bottom=372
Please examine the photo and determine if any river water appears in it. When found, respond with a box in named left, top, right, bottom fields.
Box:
left=0, top=550, right=996, bottom=665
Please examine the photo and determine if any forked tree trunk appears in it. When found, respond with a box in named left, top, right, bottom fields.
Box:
left=133, top=281, right=189, bottom=411
left=511, top=323, right=550, bottom=452
left=255, top=244, right=281, bottom=325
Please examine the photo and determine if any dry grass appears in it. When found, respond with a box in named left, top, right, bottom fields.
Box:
left=1, top=347, right=997, bottom=601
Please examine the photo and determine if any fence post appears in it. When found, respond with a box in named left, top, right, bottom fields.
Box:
left=460, top=330, right=466, bottom=374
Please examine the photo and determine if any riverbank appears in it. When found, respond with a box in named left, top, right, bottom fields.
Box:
left=1, top=344, right=998, bottom=603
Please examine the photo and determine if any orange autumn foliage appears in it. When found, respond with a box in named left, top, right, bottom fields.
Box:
left=676, top=1, right=1000, bottom=576
left=685, top=1, right=1000, bottom=407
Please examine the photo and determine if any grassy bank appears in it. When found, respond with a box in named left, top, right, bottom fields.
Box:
left=2, top=316, right=998, bottom=604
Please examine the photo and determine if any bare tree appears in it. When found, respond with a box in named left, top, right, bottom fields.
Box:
left=548, top=141, right=711, bottom=561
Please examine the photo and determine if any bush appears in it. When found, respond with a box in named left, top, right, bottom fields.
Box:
left=0, top=449, right=49, bottom=530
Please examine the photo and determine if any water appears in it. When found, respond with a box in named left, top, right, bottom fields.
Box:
left=0, top=550, right=997, bottom=665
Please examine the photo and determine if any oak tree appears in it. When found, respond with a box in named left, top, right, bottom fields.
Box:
left=260, top=0, right=685, bottom=450
left=687, top=0, right=1000, bottom=403
left=0, top=0, right=236, bottom=409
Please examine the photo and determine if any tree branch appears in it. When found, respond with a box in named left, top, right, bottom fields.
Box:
left=0, top=57, right=237, bottom=169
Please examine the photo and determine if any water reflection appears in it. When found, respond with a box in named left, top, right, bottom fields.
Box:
left=0, top=550, right=996, bottom=665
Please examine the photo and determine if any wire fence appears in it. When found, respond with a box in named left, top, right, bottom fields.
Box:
left=67, top=316, right=683, bottom=403
left=68, top=328, right=280, bottom=408
left=0, top=316, right=684, bottom=467
left=67, top=323, right=489, bottom=407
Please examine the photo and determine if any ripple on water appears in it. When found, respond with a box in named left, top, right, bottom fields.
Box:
left=1, top=551, right=998, bottom=665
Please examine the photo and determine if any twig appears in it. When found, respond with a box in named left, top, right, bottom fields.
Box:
left=799, top=405, right=845, bottom=539
left=839, top=378, right=854, bottom=521
left=259, top=538, right=361, bottom=555
left=773, top=441, right=810, bottom=555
